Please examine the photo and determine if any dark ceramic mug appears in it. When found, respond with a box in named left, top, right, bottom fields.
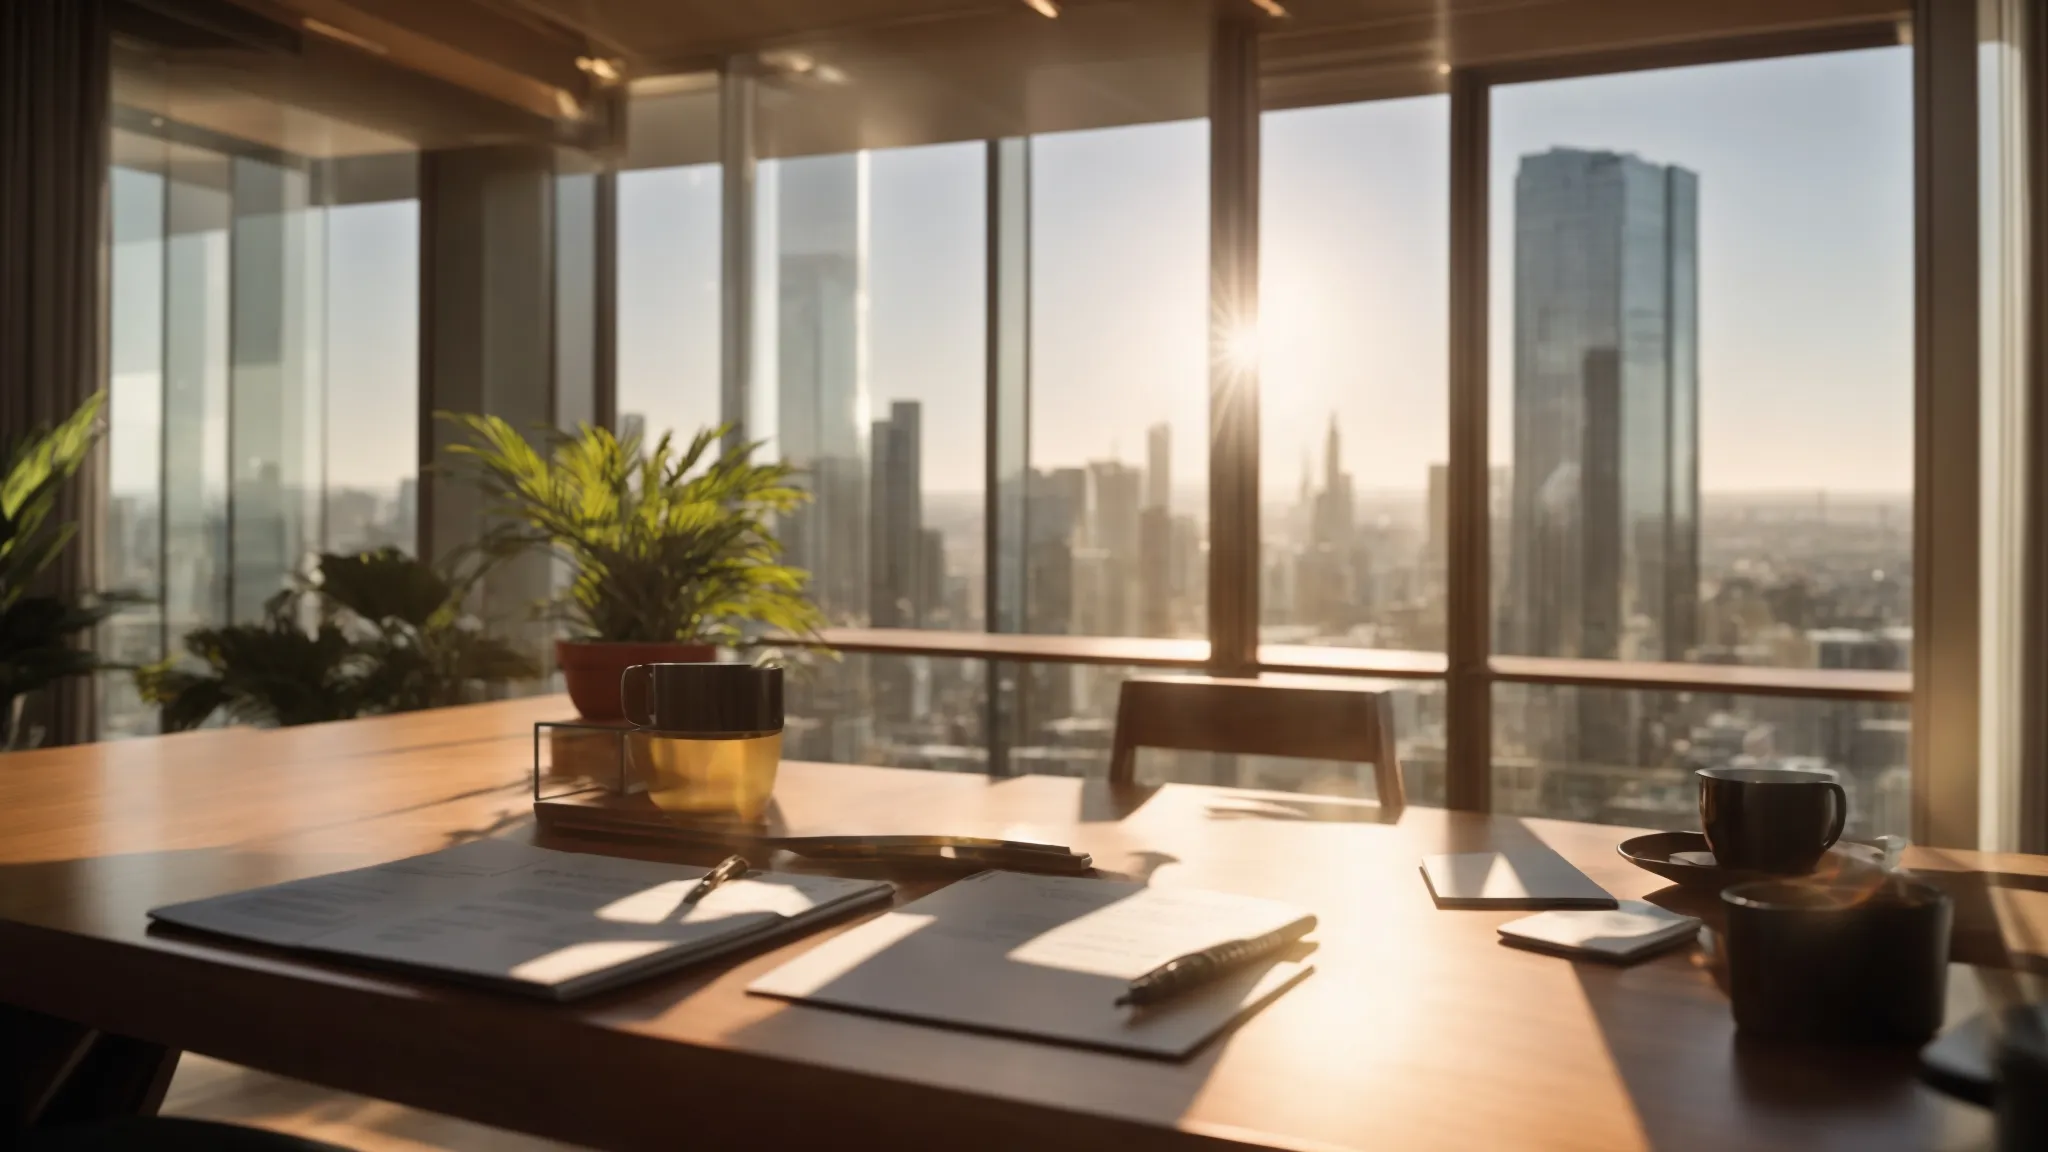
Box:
left=1699, top=767, right=1848, bottom=874
left=1722, top=876, right=1952, bottom=1045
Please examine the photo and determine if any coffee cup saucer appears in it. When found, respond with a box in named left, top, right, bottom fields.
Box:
left=1616, top=830, right=1888, bottom=891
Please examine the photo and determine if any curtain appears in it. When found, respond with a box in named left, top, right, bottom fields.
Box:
left=0, top=0, right=110, bottom=745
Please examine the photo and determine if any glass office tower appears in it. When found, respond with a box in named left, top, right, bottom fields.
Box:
left=1505, top=148, right=1700, bottom=761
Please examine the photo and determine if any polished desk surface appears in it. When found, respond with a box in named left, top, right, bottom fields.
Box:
left=1, top=697, right=2043, bottom=1152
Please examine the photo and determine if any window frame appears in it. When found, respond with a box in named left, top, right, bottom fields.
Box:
left=597, top=5, right=1984, bottom=844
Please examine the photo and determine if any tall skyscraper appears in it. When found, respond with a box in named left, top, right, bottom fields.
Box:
left=774, top=154, right=869, bottom=622
left=1506, top=148, right=1700, bottom=664
left=1298, top=415, right=1356, bottom=631
left=1086, top=461, right=1143, bottom=636
left=1505, top=147, right=1700, bottom=766
left=1140, top=424, right=1172, bottom=636
left=869, top=400, right=924, bottom=628
left=1145, top=423, right=1171, bottom=512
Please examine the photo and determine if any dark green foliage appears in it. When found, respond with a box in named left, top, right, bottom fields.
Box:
left=0, top=393, right=122, bottom=729
left=442, top=415, right=826, bottom=644
left=135, top=548, right=539, bottom=732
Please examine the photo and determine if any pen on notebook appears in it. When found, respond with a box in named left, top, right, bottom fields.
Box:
left=1115, top=917, right=1318, bottom=1008
left=683, top=855, right=749, bottom=904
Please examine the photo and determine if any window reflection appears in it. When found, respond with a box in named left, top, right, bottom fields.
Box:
left=100, top=119, right=421, bottom=738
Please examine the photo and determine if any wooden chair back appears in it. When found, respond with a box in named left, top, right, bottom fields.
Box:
left=1108, top=675, right=1405, bottom=810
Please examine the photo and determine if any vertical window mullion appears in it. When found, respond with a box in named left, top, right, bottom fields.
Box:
left=1446, top=68, right=1493, bottom=812
left=1207, top=16, right=1261, bottom=676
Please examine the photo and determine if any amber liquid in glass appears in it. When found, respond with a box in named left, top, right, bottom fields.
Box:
left=631, top=730, right=781, bottom=822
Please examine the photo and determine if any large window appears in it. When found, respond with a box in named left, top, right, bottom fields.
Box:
left=758, top=143, right=987, bottom=744
left=98, top=22, right=1940, bottom=837
left=100, top=123, right=422, bottom=738
left=756, top=143, right=986, bottom=633
left=1260, top=96, right=1449, bottom=654
left=1489, top=50, right=1912, bottom=669
left=1485, top=48, right=1912, bottom=831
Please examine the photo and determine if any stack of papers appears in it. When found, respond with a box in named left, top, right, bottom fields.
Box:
left=149, top=840, right=894, bottom=1000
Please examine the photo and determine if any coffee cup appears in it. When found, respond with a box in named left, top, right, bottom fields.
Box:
left=620, top=661, right=782, bottom=736
left=620, top=662, right=784, bottom=822
left=1698, top=767, right=1847, bottom=874
left=1722, top=876, right=1952, bottom=1045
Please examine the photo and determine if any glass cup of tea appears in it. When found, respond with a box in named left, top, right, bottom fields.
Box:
left=620, top=661, right=783, bottom=822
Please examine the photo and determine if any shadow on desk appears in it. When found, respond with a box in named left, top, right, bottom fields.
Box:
left=1566, top=951, right=1974, bottom=1151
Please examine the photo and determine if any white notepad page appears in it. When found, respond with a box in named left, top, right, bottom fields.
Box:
left=750, top=870, right=1314, bottom=1059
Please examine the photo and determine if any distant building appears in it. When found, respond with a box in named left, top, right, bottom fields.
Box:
left=1141, top=423, right=1173, bottom=636
left=1145, top=422, right=1171, bottom=513
left=869, top=401, right=924, bottom=628
left=1505, top=147, right=1700, bottom=665
left=1504, top=147, right=1701, bottom=766
left=1297, top=417, right=1355, bottom=632
left=1087, top=460, right=1142, bottom=636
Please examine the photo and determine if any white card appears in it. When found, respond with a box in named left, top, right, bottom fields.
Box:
left=1497, top=900, right=1701, bottom=962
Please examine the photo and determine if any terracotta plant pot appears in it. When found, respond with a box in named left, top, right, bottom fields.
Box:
left=555, top=640, right=717, bottom=721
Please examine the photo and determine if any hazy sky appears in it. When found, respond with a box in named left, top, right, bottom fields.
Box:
left=116, top=45, right=1913, bottom=502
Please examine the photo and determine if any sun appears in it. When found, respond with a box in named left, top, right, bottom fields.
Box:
left=1220, top=319, right=1261, bottom=374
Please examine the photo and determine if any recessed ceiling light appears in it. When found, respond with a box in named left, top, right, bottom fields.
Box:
left=1020, top=0, right=1059, bottom=17
left=301, top=17, right=387, bottom=56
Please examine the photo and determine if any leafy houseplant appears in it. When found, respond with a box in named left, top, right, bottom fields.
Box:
left=443, top=415, right=824, bottom=719
left=136, top=548, right=538, bottom=731
left=0, top=393, right=123, bottom=749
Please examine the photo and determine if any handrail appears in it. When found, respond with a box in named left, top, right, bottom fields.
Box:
left=771, top=628, right=1912, bottom=703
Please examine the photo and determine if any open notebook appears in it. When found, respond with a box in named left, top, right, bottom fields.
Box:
left=148, top=840, right=893, bottom=1001
left=750, top=870, right=1316, bottom=1059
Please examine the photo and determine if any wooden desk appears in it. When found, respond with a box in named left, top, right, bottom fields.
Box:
left=0, top=697, right=2039, bottom=1151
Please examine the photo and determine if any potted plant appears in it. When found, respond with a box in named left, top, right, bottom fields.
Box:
left=136, top=547, right=538, bottom=730
left=444, top=416, right=824, bottom=720
left=0, top=393, right=125, bottom=749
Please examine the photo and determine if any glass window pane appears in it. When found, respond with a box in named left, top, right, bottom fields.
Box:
left=868, top=143, right=986, bottom=632
left=1490, top=49, right=1913, bottom=681
left=1493, top=682, right=1910, bottom=840
left=102, top=158, right=168, bottom=738
left=229, top=156, right=322, bottom=618
left=1260, top=96, right=1448, bottom=653
left=323, top=191, right=420, bottom=555
left=756, top=144, right=986, bottom=634
left=162, top=145, right=232, bottom=649
left=1028, top=121, right=1208, bottom=639
left=617, top=163, right=721, bottom=448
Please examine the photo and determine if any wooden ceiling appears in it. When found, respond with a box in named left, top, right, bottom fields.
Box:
left=117, top=0, right=1908, bottom=162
